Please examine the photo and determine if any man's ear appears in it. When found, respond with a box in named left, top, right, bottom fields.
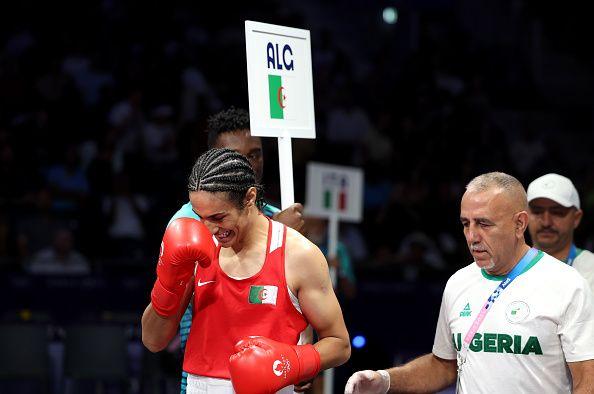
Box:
left=516, top=210, right=529, bottom=236
left=573, top=209, right=583, bottom=229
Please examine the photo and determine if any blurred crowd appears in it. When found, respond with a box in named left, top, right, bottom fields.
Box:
left=2, top=0, right=594, bottom=286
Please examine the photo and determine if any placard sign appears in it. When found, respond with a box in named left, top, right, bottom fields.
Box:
left=306, top=162, right=364, bottom=222
left=245, top=20, right=315, bottom=139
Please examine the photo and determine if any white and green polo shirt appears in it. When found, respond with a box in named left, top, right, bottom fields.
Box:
left=433, top=251, right=594, bottom=393
left=572, top=248, right=594, bottom=295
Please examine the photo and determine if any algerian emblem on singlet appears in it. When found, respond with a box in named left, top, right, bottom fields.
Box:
left=249, top=285, right=278, bottom=305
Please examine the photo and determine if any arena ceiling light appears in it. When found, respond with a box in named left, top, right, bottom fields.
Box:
left=382, top=7, right=398, bottom=24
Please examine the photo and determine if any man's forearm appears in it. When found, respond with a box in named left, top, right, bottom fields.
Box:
left=386, top=353, right=457, bottom=393
left=570, top=359, right=594, bottom=394
left=574, top=381, right=594, bottom=394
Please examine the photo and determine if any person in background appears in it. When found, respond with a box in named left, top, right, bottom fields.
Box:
left=27, top=228, right=91, bottom=275
left=527, top=173, right=594, bottom=293
left=302, top=215, right=356, bottom=300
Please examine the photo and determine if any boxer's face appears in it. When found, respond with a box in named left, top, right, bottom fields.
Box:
left=214, top=130, right=264, bottom=183
left=460, top=188, right=525, bottom=274
left=190, top=188, right=257, bottom=249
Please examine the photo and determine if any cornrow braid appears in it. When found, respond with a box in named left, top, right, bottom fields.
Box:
left=188, top=148, right=265, bottom=210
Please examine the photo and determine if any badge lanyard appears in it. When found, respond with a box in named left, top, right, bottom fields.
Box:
left=455, top=248, right=540, bottom=393
left=566, top=244, right=577, bottom=266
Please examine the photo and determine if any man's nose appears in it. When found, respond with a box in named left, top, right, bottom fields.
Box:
left=541, top=210, right=553, bottom=226
left=467, top=225, right=481, bottom=242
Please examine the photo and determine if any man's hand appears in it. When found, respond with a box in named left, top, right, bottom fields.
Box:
left=294, top=379, right=313, bottom=392
left=273, top=203, right=305, bottom=232
left=345, top=370, right=390, bottom=394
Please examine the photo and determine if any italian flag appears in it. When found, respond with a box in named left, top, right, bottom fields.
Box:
left=249, top=285, right=278, bottom=305
left=323, top=187, right=347, bottom=211
left=268, top=75, right=285, bottom=119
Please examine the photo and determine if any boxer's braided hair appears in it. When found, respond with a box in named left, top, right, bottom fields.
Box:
left=188, top=148, right=265, bottom=210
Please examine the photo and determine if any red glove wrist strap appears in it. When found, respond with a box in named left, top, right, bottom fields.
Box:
left=294, top=344, right=321, bottom=381
left=150, top=278, right=181, bottom=318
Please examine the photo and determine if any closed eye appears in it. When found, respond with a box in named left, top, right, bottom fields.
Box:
left=192, top=208, right=226, bottom=223
left=477, top=220, right=494, bottom=228
left=207, top=214, right=226, bottom=223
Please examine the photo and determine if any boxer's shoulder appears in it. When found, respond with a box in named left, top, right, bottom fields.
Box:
left=285, top=226, right=320, bottom=258
left=284, top=228, right=329, bottom=287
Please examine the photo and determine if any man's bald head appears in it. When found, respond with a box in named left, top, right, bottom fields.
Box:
left=465, top=172, right=528, bottom=213
left=461, top=172, right=530, bottom=275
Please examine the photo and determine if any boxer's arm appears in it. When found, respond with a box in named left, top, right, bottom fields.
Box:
left=229, top=234, right=349, bottom=394
left=288, top=235, right=350, bottom=369
left=142, top=279, right=194, bottom=353
left=141, top=218, right=214, bottom=352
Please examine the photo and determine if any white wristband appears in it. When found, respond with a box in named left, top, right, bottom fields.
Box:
left=376, top=369, right=390, bottom=394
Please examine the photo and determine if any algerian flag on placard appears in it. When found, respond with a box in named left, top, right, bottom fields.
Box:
left=268, top=75, right=284, bottom=119
left=267, top=74, right=297, bottom=121
left=249, top=285, right=278, bottom=305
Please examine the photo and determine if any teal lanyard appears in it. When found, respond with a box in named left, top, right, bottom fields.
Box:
left=566, top=244, right=577, bottom=266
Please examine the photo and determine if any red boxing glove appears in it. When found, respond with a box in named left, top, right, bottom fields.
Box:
left=229, top=336, right=321, bottom=394
left=150, top=218, right=215, bottom=317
